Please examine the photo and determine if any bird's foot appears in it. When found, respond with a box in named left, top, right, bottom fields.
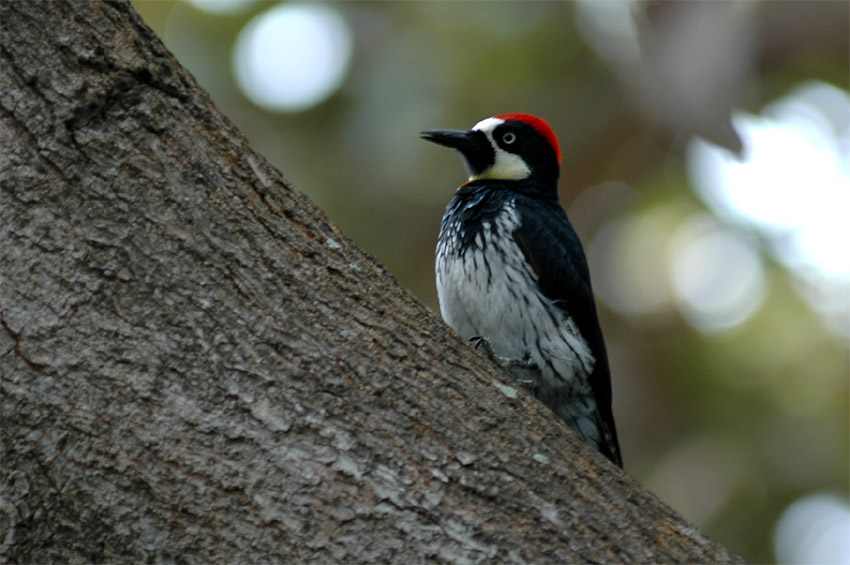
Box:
left=504, top=360, right=539, bottom=393
left=470, top=336, right=503, bottom=363
left=470, top=337, right=539, bottom=393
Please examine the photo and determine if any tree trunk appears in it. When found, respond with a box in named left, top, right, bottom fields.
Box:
left=0, top=1, right=741, bottom=562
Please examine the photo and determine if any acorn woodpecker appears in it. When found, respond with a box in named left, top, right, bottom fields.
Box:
left=421, top=113, right=622, bottom=466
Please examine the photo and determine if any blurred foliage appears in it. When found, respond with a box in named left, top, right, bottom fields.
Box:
left=132, top=1, right=848, bottom=562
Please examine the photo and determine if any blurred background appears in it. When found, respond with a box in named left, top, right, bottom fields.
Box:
left=131, top=1, right=849, bottom=562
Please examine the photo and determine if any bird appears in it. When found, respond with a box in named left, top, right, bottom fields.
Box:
left=421, top=113, right=622, bottom=466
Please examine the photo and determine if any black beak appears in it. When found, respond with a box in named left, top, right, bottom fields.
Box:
left=420, top=128, right=494, bottom=176
left=420, top=129, right=478, bottom=150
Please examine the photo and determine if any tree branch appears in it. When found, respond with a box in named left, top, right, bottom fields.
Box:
left=0, top=1, right=741, bottom=562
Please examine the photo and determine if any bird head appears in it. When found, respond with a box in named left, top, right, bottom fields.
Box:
left=421, top=113, right=562, bottom=187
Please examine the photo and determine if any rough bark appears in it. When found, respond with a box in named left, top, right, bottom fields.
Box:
left=0, top=1, right=742, bottom=563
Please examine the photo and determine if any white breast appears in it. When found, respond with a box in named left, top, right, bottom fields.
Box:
left=436, top=200, right=595, bottom=388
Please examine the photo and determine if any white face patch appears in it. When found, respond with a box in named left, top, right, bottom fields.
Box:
left=470, top=117, right=531, bottom=181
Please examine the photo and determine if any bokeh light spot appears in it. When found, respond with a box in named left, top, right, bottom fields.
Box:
left=184, top=0, right=254, bottom=15
left=232, top=4, right=352, bottom=112
left=574, top=0, right=640, bottom=62
left=644, top=436, right=747, bottom=527
left=774, top=493, right=850, bottom=564
left=590, top=207, right=677, bottom=317
left=687, top=81, right=850, bottom=334
left=670, top=215, right=765, bottom=332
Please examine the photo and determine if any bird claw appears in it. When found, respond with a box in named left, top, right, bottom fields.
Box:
left=470, top=336, right=500, bottom=363
left=470, top=337, right=539, bottom=393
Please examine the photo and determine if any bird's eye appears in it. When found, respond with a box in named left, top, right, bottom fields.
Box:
left=502, top=132, right=517, bottom=144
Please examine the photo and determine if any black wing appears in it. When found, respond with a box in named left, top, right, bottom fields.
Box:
left=512, top=195, right=622, bottom=466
